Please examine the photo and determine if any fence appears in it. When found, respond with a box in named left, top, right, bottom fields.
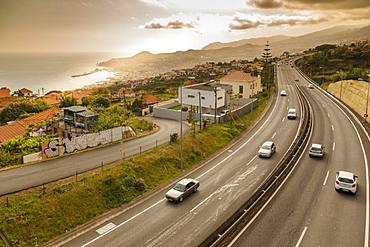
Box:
left=153, top=98, right=258, bottom=124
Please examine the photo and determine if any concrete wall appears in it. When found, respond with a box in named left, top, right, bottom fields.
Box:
left=39, top=126, right=135, bottom=159
left=23, top=152, right=42, bottom=164
left=153, top=107, right=189, bottom=122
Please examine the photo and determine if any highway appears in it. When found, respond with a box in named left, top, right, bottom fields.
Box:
left=0, top=117, right=185, bottom=196
left=230, top=63, right=370, bottom=247
left=58, top=64, right=303, bottom=247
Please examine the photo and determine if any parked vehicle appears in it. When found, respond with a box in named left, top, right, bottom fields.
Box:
left=309, top=143, right=325, bottom=158
left=335, top=171, right=358, bottom=194
left=308, top=84, right=314, bottom=89
left=165, top=178, right=199, bottom=202
left=258, top=141, right=276, bottom=158
left=287, top=108, right=297, bottom=119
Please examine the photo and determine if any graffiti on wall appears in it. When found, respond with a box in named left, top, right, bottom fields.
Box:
left=43, top=126, right=135, bottom=158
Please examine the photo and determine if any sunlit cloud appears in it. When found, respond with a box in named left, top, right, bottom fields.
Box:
left=144, top=20, right=194, bottom=29
left=229, top=14, right=327, bottom=30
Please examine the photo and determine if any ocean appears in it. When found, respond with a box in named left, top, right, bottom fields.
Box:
left=0, top=52, right=124, bottom=94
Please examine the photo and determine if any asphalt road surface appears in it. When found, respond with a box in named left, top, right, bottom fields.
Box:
left=60, top=64, right=304, bottom=247
left=231, top=62, right=370, bottom=247
left=0, top=117, right=186, bottom=195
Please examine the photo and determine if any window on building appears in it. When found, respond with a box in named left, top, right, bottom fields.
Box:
left=187, top=95, right=195, bottom=98
left=239, top=85, right=244, bottom=94
left=217, top=96, right=223, bottom=100
left=201, top=96, right=205, bottom=100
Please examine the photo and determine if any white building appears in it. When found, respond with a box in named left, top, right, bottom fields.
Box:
left=220, top=70, right=262, bottom=98
left=179, top=83, right=231, bottom=110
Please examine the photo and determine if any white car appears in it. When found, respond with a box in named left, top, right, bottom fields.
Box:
left=258, top=141, right=276, bottom=158
left=280, top=90, right=288, bottom=96
left=287, top=108, right=297, bottom=119
left=165, top=178, right=199, bottom=202
left=335, top=171, right=358, bottom=194
left=309, top=143, right=325, bottom=158
left=308, top=84, right=314, bottom=89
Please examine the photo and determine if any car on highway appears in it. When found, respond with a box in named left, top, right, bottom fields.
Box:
left=308, top=84, right=314, bottom=89
left=258, top=141, right=276, bottom=158
left=335, top=171, right=358, bottom=194
left=165, top=178, right=199, bottom=202
left=287, top=108, right=297, bottom=119
left=309, top=143, right=325, bottom=158
left=280, top=90, right=288, bottom=96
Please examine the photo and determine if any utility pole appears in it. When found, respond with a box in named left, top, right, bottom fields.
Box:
left=214, top=87, right=218, bottom=124
left=180, top=81, right=183, bottom=171
left=340, top=80, right=344, bottom=100
left=365, top=81, right=370, bottom=122
left=198, top=92, right=202, bottom=130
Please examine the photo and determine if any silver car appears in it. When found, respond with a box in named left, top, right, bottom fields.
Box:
left=258, top=141, right=276, bottom=158
left=165, top=178, right=199, bottom=202
left=309, top=143, right=325, bottom=158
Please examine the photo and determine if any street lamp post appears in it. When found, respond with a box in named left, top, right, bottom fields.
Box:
left=214, top=87, right=217, bottom=124
left=365, top=81, right=370, bottom=123
left=180, top=81, right=183, bottom=171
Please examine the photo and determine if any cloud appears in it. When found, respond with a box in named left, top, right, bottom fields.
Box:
left=229, top=17, right=262, bottom=30
left=247, top=0, right=370, bottom=9
left=249, top=0, right=284, bottom=8
left=229, top=15, right=327, bottom=30
left=139, top=0, right=167, bottom=9
left=144, top=20, right=194, bottom=29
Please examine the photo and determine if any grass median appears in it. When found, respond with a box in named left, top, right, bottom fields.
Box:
left=0, top=95, right=270, bottom=247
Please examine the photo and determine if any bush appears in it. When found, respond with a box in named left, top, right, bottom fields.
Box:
left=170, top=133, right=178, bottom=143
left=0, top=99, right=51, bottom=124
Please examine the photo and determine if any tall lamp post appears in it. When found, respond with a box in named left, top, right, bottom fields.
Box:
left=365, top=81, right=370, bottom=123
left=179, top=81, right=184, bottom=171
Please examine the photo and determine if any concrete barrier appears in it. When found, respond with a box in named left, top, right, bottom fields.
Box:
left=23, top=152, right=42, bottom=164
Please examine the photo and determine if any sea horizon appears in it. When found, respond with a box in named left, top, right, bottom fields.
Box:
left=0, top=52, right=127, bottom=93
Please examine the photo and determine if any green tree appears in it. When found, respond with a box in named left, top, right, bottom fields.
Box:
left=92, top=96, right=111, bottom=108
left=59, top=96, right=77, bottom=107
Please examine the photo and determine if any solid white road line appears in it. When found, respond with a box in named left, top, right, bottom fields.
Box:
left=332, top=142, right=335, bottom=151
left=81, top=76, right=284, bottom=247
left=295, top=227, right=308, bottom=247
left=192, top=156, right=257, bottom=213
left=227, top=88, right=310, bottom=247
left=272, top=132, right=277, bottom=139
left=81, top=199, right=165, bottom=247
left=282, top=117, right=285, bottom=122
left=323, top=170, right=330, bottom=186
left=310, top=76, right=369, bottom=247
left=331, top=125, right=334, bottom=132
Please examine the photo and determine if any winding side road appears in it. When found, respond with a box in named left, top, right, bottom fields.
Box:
left=0, top=118, right=186, bottom=196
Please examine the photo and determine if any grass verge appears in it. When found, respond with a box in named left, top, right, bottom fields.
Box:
left=0, top=96, right=269, bottom=247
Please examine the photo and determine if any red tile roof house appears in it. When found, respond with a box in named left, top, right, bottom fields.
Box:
left=0, top=107, right=60, bottom=144
left=17, top=88, right=34, bottom=97
left=0, top=87, right=11, bottom=98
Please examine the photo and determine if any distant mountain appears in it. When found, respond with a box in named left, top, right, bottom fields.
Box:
left=202, top=35, right=291, bottom=50
left=100, top=25, right=370, bottom=80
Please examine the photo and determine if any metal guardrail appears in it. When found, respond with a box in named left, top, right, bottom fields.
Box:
left=200, top=85, right=312, bottom=247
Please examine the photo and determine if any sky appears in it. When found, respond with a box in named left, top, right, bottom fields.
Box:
left=1, top=0, right=369, bottom=56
